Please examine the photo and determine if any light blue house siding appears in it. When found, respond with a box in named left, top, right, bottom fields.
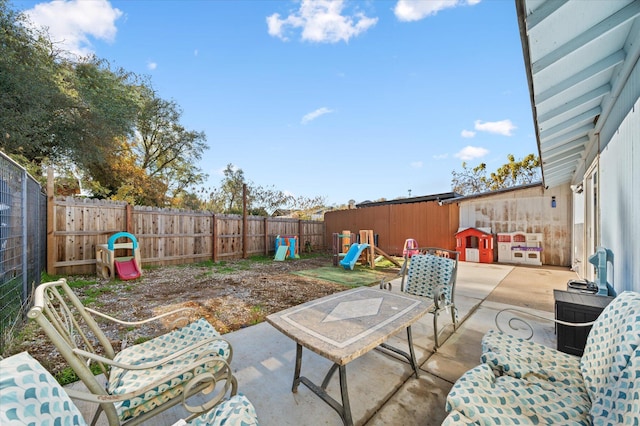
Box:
left=598, top=60, right=639, bottom=293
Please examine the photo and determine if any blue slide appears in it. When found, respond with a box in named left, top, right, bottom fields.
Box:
left=339, top=243, right=370, bottom=270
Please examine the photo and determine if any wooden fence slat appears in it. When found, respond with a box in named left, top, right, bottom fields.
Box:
left=50, top=196, right=326, bottom=275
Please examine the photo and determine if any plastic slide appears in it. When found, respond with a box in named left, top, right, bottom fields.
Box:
left=339, top=243, right=370, bottom=270
left=114, top=258, right=142, bottom=280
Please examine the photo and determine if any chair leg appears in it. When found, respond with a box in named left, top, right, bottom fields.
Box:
left=433, top=311, right=439, bottom=351
left=451, top=304, right=458, bottom=330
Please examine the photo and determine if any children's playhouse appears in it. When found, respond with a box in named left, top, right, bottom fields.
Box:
left=455, top=227, right=495, bottom=263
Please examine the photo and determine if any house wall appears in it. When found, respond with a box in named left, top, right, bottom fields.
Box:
left=455, top=185, right=572, bottom=266
left=598, top=66, right=639, bottom=293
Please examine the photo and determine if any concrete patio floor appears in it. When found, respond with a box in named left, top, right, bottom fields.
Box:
left=69, top=261, right=579, bottom=426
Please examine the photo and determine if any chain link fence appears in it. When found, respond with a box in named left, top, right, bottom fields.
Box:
left=0, top=152, right=46, bottom=353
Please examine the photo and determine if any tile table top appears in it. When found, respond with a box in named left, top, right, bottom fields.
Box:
left=267, top=287, right=432, bottom=365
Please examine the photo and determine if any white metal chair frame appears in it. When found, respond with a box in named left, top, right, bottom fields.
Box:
left=28, top=278, right=235, bottom=426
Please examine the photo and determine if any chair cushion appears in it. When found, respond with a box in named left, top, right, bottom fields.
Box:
left=188, top=393, right=259, bottom=426
left=589, top=344, right=640, bottom=424
left=481, top=329, right=582, bottom=386
left=446, top=363, right=591, bottom=425
left=109, top=318, right=232, bottom=421
left=441, top=409, right=477, bottom=425
left=405, top=253, right=455, bottom=302
left=580, top=291, right=640, bottom=405
left=1, top=351, right=88, bottom=426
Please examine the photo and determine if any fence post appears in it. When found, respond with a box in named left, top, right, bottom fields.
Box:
left=21, top=169, right=27, bottom=298
left=264, top=217, right=269, bottom=256
left=46, top=168, right=55, bottom=275
left=212, top=213, right=217, bottom=262
left=242, top=184, right=247, bottom=259
left=125, top=204, right=133, bottom=234
left=298, top=219, right=303, bottom=255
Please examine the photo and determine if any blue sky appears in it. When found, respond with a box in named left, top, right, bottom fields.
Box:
left=16, top=0, right=538, bottom=206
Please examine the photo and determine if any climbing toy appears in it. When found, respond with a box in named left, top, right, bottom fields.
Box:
left=96, top=232, right=142, bottom=280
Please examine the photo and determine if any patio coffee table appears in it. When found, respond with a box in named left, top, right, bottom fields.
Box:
left=266, top=287, right=432, bottom=426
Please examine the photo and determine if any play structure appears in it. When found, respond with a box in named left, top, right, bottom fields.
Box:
left=339, top=243, right=370, bottom=270
left=403, top=238, right=419, bottom=258
left=96, top=232, right=142, bottom=280
left=332, top=230, right=355, bottom=266
left=274, top=235, right=299, bottom=261
left=332, top=230, right=401, bottom=269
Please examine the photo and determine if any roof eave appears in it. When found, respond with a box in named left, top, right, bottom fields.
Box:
left=515, top=0, right=547, bottom=189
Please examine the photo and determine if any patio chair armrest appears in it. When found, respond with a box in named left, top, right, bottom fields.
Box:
left=68, top=354, right=231, bottom=404
left=182, top=360, right=238, bottom=417
left=379, top=262, right=406, bottom=291
left=494, top=308, right=595, bottom=340
left=433, top=286, right=447, bottom=310
left=85, top=306, right=194, bottom=329
left=65, top=387, right=111, bottom=404
left=73, top=336, right=232, bottom=370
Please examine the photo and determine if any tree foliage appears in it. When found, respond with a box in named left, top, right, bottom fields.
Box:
left=0, top=1, right=208, bottom=207
left=452, top=153, right=541, bottom=195
left=205, top=164, right=326, bottom=215
left=1, top=1, right=325, bottom=214
left=1, top=0, right=68, bottom=160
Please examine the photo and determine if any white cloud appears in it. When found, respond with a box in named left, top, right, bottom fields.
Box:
left=24, top=0, right=122, bottom=58
left=267, top=0, right=378, bottom=43
left=301, top=107, right=333, bottom=124
left=147, top=61, right=157, bottom=70
left=461, top=129, right=476, bottom=138
left=394, top=0, right=480, bottom=22
left=410, top=161, right=423, bottom=168
left=454, top=146, right=489, bottom=161
left=433, top=153, right=448, bottom=160
left=474, top=119, right=516, bottom=136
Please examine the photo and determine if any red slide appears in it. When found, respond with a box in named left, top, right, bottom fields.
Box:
left=114, top=258, right=142, bottom=280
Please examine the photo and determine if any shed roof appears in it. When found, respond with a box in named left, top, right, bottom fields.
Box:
left=355, top=191, right=460, bottom=208
left=440, top=182, right=543, bottom=204
left=516, top=0, right=640, bottom=188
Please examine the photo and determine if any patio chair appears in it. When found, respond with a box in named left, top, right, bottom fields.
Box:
left=382, top=247, right=459, bottom=350
left=27, top=278, right=235, bottom=426
left=0, top=351, right=259, bottom=426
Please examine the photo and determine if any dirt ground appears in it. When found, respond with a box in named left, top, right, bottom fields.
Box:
left=8, top=253, right=399, bottom=377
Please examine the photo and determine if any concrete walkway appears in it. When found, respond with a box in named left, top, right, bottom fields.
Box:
left=69, top=262, right=579, bottom=426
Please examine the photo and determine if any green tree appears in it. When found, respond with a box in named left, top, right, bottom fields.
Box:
left=206, top=164, right=326, bottom=215
left=452, top=153, right=541, bottom=195
left=0, top=0, right=68, bottom=160
left=206, top=164, right=247, bottom=213
left=1, top=1, right=141, bottom=184
left=129, top=86, right=207, bottom=206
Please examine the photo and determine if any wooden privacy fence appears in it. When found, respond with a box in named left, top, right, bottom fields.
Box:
left=48, top=196, right=325, bottom=276
left=324, top=201, right=459, bottom=256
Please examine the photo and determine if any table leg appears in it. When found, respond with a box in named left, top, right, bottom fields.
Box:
left=292, top=343, right=303, bottom=392
left=377, top=325, right=420, bottom=378
left=338, top=365, right=353, bottom=426
left=290, top=344, right=354, bottom=426
left=406, top=326, right=419, bottom=378
left=321, top=363, right=339, bottom=389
